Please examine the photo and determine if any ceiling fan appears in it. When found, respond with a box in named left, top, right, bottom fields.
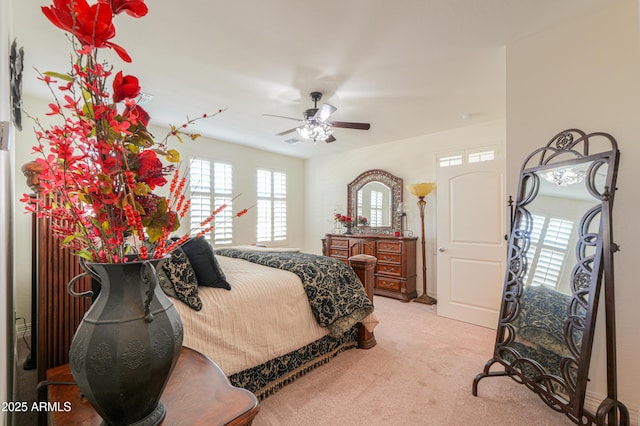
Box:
left=264, top=91, right=371, bottom=143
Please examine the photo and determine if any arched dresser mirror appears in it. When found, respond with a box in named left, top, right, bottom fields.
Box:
left=347, top=169, right=403, bottom=234
left=473, top=129, right=628, bottom=425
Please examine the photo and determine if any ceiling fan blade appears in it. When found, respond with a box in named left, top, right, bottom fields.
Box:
left=276, top=127, right=299, bottom=136
left=263, top=114, right=302, bottom=122
left=325, top=135, right=337, bottom=143
left=330, top=121, right=371, bottom=130
left=313, top=103, right=337, bottom=122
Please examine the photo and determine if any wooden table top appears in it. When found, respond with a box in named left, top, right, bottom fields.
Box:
left=46, top=346, right=260, bottom=425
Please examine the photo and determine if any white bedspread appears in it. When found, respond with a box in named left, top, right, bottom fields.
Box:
left=175, top=255, right=329, bottom=375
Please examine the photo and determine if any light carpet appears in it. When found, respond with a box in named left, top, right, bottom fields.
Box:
left=253, top=295, right=576, bottom=426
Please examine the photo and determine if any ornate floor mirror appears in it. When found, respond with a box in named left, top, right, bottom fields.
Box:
left=472, top=129, right=629, bottom=425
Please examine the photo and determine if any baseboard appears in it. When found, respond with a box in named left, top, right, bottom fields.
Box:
left=584, top=390, right=638, bottom=425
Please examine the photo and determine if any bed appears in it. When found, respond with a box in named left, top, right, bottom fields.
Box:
left=158, top=239, right=378, bottom=398
left=507, top=285, right=577, bottom=386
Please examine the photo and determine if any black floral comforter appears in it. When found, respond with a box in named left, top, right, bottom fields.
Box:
left=214, top=249, right=374, bottom=336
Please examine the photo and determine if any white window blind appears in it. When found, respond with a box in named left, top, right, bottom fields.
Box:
left=370, top=190, right=383, bottom=226
left=531, top=248, right=566, bottom=288
left=529, top=214, right=545, bottom=244
left=439, top=155, right=463, bottom=168
left=189, top=158, right=233, bottom=244
left=257, top=169, right=287, bottom=242
left=468, top=150, right=495, bottom=163
left=439, top=145, right=498, bottom=168
left=543, top=218, right=573, bottom=250
left=523, top=214, right=574, bottom=289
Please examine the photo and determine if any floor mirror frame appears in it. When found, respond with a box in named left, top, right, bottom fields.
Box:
left=472, top=129, right=629, bottom=426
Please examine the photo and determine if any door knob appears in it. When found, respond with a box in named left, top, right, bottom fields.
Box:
left=438, top=247, right=447, bottom=252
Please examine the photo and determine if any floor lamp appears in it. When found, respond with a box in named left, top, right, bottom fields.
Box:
left=407, top=183, right=437, bottom=305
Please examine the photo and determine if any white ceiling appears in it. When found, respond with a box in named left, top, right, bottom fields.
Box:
left=12, top=0, right=615, bottom=159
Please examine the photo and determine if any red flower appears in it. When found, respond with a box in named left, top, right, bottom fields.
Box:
left=137, top=150, right=167, bottom=189
left=123, top=104, right=150, bottom=127
left=112, top=71, right=141, bottom=103
left=99, top=0, right=148, bottom=17
left=41, top=0, right=132, bottom=62
left=30, top=1, right=238, bottom=263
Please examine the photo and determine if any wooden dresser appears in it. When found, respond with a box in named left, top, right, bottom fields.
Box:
left=324, top=233, right=417, bottom=302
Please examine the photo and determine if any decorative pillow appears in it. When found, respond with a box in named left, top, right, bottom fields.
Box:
left=161, top=248, right=202, bottom=311
left=156, top=264, right=176, bottom=299
left=181, top=237, right=231, bottom=290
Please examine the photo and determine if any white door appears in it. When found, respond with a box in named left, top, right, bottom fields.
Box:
left=436, top=157, right=506, bottom=329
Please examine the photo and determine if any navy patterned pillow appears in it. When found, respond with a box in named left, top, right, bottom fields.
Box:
left=162, top=248, right=202, bottom=311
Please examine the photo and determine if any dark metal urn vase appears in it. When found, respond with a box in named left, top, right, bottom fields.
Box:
left=67, top=257, right=183, bottom=426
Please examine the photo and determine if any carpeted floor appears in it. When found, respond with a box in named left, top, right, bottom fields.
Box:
left=14, top=334, right=39, bottom=426
left=253, top=296, right=576, bottom=426
left=14, top=295, right=577, bottom=425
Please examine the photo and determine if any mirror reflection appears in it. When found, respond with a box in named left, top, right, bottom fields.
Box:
left=357, top=182, right=392, bottom=227
left=505, top=160, right=607, bottom=400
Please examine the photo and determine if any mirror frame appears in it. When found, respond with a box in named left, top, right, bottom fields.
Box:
left=347, top=169, right=403, bottom=234
left=472, top=129, right=628, bottom=425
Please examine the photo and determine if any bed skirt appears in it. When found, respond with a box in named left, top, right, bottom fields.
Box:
left=228, top=325, right=359, bottom=399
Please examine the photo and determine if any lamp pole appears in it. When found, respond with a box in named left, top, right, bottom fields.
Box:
left=414, top=195, right=436, bottom=305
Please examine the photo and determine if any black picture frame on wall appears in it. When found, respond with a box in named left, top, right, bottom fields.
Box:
left=10, top=38, right=24, bottom=131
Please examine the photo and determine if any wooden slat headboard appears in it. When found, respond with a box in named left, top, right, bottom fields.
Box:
left=22, top=162, right=92, bottom=390
left=36, top=211, right=92, bottom=384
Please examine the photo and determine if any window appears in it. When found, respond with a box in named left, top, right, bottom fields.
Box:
left=522, top=215, right=574, bottom=289
left=257, top=169, right=287, bottom=242
left=468, top=150, right=495, bottom=163
left=369, top=190, right=383, bottom=226
left=439, top=154, right=463, bottom=168
left=189, top=158, right=233, bottom=244
left=438, top=145, right=499, bottom=168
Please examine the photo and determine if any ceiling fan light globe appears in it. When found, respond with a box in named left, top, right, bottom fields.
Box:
left=297, top=121, right=333, bottom=142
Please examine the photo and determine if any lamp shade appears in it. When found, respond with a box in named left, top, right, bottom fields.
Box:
left=406, top=182, right=435, bottom=198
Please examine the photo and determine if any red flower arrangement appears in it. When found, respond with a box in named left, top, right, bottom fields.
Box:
left=334, top=213, right=353, bottom=225
left=334, top=213, right=368, bottom=227
left=22, top=0, right=244, bottom=263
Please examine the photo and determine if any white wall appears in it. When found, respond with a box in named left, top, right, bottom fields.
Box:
left=12, top=94, right=306, bottom=328
left=1, top=0, right=14, bottom=422
left=506, top=0, right=640, bottom=419
left=303, top=119, right=506, bottom=299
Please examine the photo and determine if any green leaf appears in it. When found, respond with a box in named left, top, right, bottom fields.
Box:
left=76, top=250, right=94, bottom=262
left=43, top=71, right=73, bottom=82
left=146, top=226, right=163, bottom=243
left=165, top=149, right=180, bottom=163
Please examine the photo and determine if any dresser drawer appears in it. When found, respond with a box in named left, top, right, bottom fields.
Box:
left=377, top=264, right=402, bottom=276
left=375, top=276, right=401, bottom=291
left=376, top=253, right=401, bottom=264
left=377, top=241, right=402, bottom=253
left=330, top=238, right=349, bottom=249
left=329, top=248, right=348, bottom=258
